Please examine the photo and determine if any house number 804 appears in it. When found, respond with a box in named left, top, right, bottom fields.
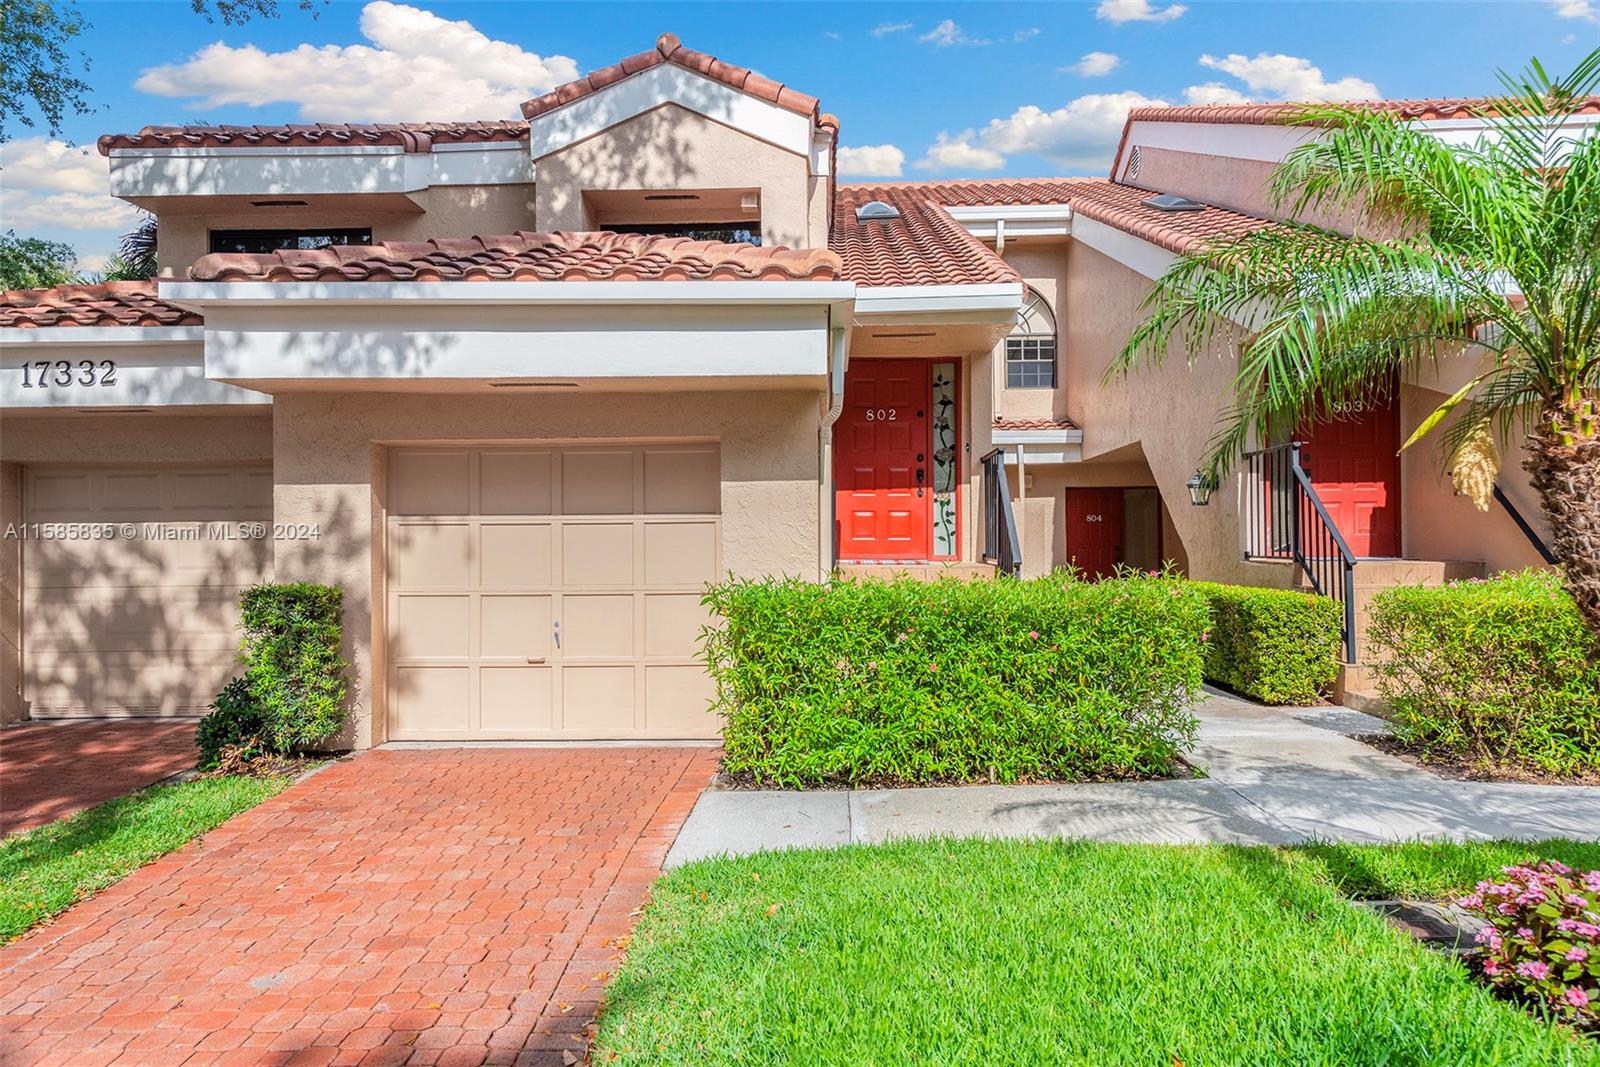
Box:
left=865, top=408, right=897, bottom=421
left=20, top=360, right=118, bottom=388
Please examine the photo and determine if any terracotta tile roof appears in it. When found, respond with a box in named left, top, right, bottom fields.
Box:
left=1062, top=180, right=1278, bottom=256
left=188, top=230, right=842, bottom=282
left=993, top=417, right=1079, bottom=432
left=521, top=33, right=819, bottom=123
left=864, top=177, right=1092, bottom=208
left=1123, top=96, right=1600, bottom=127
left=832, top=184, right=1021, bottom=287
left=0, top=282, right=201, bottom=329
left=97, top=121, right=528, bottom=155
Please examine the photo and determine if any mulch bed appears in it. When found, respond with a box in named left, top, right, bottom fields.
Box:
left=1358, top=734, right=1600, bottom=786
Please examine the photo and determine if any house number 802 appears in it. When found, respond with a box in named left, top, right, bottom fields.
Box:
left=865, top=408, right=897, bottom=421
left=20, top=360, right=118, bottom=388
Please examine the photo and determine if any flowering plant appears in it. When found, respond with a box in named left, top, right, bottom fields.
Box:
left=1459, top=860, right=1600, bottom=1026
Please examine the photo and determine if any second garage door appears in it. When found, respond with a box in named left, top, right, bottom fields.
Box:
left=386, top=444, right=721, bottom=740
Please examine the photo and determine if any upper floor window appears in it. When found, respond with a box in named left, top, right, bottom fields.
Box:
left=208, top=228, right=373, bottom=255
left=1005, top=286, right=1057, bottom=389
left=607, top=222, right=761, bottom=246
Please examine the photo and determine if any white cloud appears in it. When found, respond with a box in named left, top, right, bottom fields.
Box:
left=872, top=21, right=913, bottom=37
left=1551, top=0, right=1596, bottom=20
left=837, top=144, right=907, bottom=177
left=0, top=138, right=139, bottom=231
left=133, top=1, right=580, bottom=122
left=1197, top=52, right=1378, bottom=102
left=1067, top=51, right=1122, bottom=77
left=1565, top=32, right=1580, bottom=42
left=1183, top=82, right=1252, bottom=105
left=1096, top=0, right=1188, bottom=24
left=916, top=131, right=1006, bottom=171
left=919, top=90, right=1167, bottom=172
left=919, top=20, right=990, bottom=47
left=1014, top=27, right=1041, bottom=41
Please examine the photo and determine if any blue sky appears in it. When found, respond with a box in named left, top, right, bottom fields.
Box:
left=4, top=0, right=1595, bottom=268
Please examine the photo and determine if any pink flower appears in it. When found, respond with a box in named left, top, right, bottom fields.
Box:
left=1028, top=630, right=1040, bottom=640
left=1516, top=927, right=1534, bottom=939
left=1547, top=861, right=1573, bottom=876
left=1516, top=961, right=1551, bottom=980
left=1583, top=871, right=1600, bottom=893
left=1567, top=987, right=1592, bottom=1009
left=928, top=662, right=938, bottom=673
left=1459, top=893, right=1484, bottom=909
left=1566, top=946, right=1589, bottom=962
left=1482, top=958, right=1502, bottom=976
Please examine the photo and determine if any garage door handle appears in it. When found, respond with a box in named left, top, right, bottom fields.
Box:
left=527, top=656, right=546, bottom=664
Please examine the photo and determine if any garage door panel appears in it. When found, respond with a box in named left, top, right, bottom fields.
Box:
left=644, top=449, right=719, bottom=514
left=392, top=595, right=470, bottom=660
left=480, top=452, right=553, bottom=515
left=562, top=523, right=634, bottom=587
left=644, top=665, right=718, bottom=734
left=390, top=451, right=471, bottom=515
left=560, top=666, right=635, bottom=731
left=481, top=524, right=552, bottom=589
left=391, top=666, right=469, bottom=735
left=644, top=594, right=711, bottom=658
left=563, top=594, right=635, bottom=659
left=643, top=522, right=718, bottom=587
left=24, top=465, right=272, bottom=718
left=480, top=667, right=553, bottom=733
left=561, top=451, right=635, bottom=514
left=392, top=523, right=471, bottom=589
left=480, top=595, right=551, bottom=659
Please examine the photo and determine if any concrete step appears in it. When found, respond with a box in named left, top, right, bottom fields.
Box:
left=1333, top=662, right=1392, bottom=719
left=835, top=562, right=997, bottom=582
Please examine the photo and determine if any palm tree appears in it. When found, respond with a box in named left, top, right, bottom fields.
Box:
left=1108, top=51, right=1600, bottom=637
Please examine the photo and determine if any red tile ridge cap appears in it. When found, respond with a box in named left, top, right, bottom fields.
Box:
left=0, top=281, right=203, bottom=329
left=97, top=120, right=530, bottom=156
left=993, top=417, right=1079, bottom=431
left=520, top=32, right=820, bottom=123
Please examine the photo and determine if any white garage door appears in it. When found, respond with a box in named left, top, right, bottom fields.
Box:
left=23, top=465, right=273, bottom=717
left=385, top=444, right=720, bottom=740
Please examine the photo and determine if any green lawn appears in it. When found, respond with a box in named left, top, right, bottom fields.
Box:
left=0, top=775, right=290, bottom=942
left=596, top=839, right=1600, bottom=1067
left=1287, top=838, right=1600, bottom=900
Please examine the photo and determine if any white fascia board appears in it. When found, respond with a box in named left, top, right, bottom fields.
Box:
left=945, top=205, right=1073, bottom=241
left=1, top=339, right=268, bottom=409
left=201, top=303, right=830, bottom=383
left=853, top=282, right=1023, bottom=322
left=527, top=63, right=814, bottom=160
left=810, top=129, right=833, bottom=178
left=1070, top=214, right=1178, bottom=282
left=109, top=145, right=430, bottom=199
left=428, top=141, right=535, bottom=185
left=992, top=428, right=1084, bottom=445
left=1002, top=446, right=1082, bottom=465
left=0, top=326, right=204, bottom=346
left=161, top=280, right=856, bottom=311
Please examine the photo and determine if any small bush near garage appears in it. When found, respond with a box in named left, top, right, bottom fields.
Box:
left=703, top=572, right=1208, bottom=787
left=239, top=582, right=350, bottom=753
left=195, top=677, right=268, bottom=769
left=1367, top=571, right=1600, bottom=776
left=1191, top=582, right=1343, bottom=704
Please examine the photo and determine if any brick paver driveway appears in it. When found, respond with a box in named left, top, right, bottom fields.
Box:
left=0, top=746, right=719, bottom=1066
left=1, top=720, right=199, bottom=836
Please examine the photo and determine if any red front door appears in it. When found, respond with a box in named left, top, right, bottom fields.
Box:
left=1066, top=488, right=1124, bottom=579
left=834, top=359, right=931, bottom=560
left=1299, top=393, right=1402, bottom=557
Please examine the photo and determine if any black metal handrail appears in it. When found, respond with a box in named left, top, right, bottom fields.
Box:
left=1241, top=442, right=1359, bottom=661
left=980, top=447, right=1022, bottom=577
left=1492, top=484, right=1558, bottom=565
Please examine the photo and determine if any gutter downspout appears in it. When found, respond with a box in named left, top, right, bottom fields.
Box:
left=1016, top=443, right=1026, bottom=577
left=818, top=322, right=850, bottom=581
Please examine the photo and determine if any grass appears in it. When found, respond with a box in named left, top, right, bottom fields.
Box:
left=0, top=775, right=291, bottom=942
left=1287, top=838, right=1600, bottom=900
left=595, top=839, right=1600, bottom=1067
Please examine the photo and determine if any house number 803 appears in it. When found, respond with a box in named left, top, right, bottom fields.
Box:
left=20, top=360, right=118, bottom=388
left=865, top=408, right=897, bottom=421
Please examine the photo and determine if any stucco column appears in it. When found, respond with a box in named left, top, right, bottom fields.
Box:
left=0, top=462, right=24, bottom=724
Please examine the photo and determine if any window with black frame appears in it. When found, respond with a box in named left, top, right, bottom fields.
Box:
left=1005, top=287, right=1057, bottom=388
left=605, top=222, right=761, bottom=245
left=208, top=228, right=374, bottom=255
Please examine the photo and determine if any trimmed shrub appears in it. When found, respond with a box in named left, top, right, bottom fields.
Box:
left=702, top=572, right=1208, bottom=787
left=239, top=582, right=349, bottom=753
left=195, top=677, right=267, bottom=769
left=1367, top=571, right=1600, bottom=775
left=1192, top=582, right=1343, bottom=704
left=1458, top=860, right=1600, bottom=1027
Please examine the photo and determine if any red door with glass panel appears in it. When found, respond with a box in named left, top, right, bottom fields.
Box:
left=1299, top=392, right=1402, bottom=557
left=834, top=360, right=931, bottom=560
left=1066, top=488, right=1124, bottom=579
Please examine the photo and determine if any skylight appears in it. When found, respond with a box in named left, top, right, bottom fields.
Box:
left=1141, top=194, right=1206, bottom=213
left=855, top=201, right=901, bottom=221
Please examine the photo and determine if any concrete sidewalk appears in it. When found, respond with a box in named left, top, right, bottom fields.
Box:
left=665, top=690, right=1600, bottom=867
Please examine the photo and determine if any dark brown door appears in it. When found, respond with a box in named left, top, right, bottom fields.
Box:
left=1066, top=488, right=1124, bottom=579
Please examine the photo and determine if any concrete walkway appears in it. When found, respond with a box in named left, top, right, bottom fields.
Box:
left=665, top=690, right=1600, bottom=867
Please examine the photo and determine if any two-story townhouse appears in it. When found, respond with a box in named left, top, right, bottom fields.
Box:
left=1, top=34, right=1585, bottom=743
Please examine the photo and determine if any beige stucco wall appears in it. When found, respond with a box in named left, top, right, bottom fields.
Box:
left=271, top=387, right=825, bottom=750
left=534, top=104, right=820, bottom=249
left=992, top=242, right=1070, bottom=424
left=0, top=462, right=22, bottom=723
left=1009, top=460, right=1191, bottom=579
left=156, top=184, right=537, bottom=277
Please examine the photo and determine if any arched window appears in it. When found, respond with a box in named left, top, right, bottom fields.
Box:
left=1006, top=286, right=1057, bottom=388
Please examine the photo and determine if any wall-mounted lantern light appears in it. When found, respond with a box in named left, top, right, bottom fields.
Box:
left=1186, top=471, right=1215, bottom=507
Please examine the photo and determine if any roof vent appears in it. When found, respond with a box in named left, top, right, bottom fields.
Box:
left=1126, top=145, right=1142, bottom=180
left=1142, top=193, right=1205, bottom=213
left=854, top=200, right=901, bottom=221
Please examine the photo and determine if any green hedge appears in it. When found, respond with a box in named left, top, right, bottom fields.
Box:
left=1191, top=582, right=1343, bottom=704
left=703, top=573, right=1208, bottom=787
left=238, top=582, right=349, bottom=752
left=1366, top=570, right=1599, bottom=775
